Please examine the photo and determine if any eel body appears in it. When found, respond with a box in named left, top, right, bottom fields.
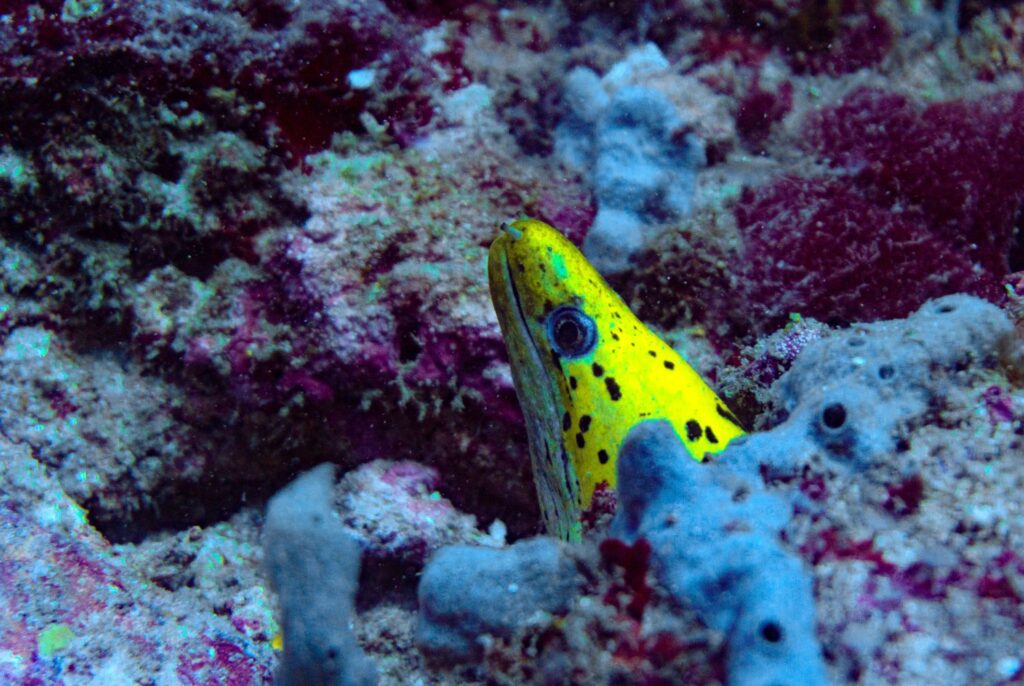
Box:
left=488, top=218, right=744, bottom=541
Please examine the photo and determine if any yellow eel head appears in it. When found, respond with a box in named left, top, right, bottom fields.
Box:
left=488, top=217, right=745, bottom=541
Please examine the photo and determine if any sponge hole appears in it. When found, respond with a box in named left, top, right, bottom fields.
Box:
left=759, top=620, right=784, bottom=643
left=821, top=403, right=847, bottom=430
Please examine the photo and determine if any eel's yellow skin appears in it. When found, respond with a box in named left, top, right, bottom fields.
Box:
left=488, top=218, right=745, bottom=541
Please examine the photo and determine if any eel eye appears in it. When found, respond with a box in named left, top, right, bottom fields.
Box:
left=548, top=307, right=597, bottom=358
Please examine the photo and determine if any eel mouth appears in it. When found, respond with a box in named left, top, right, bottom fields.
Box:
left=492, top=242, right=549, bottom=391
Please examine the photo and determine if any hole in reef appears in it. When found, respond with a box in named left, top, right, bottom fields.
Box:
left=244, top=0, right=293, bottom=30
left=397, top=320, right=423, bottom=363
left=760, top=620, right=784, bottom=643
left=1007, top=198, right=1024, bottom=271
left=822, top=402, right=847, bottom=430
left=936, top=303, right=956, bottom=314
left=878, top=364, right=894, bottom=380
left=152, top=151, right=185, bottom=182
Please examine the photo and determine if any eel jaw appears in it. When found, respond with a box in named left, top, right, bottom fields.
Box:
left=489, top=243, right=580, bottom=540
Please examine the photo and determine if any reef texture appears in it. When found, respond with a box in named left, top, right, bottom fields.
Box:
left=735, top=89, right=1024, bottom=333
left=3, top=0, right=1024, bottom=684
left=402, top=294, right=1024, bottom=686
left=732, top=295, right=1024, bottom=684
left=0, top=434, right=275, bottom=684
left=336, top=459, right=503, bottom=567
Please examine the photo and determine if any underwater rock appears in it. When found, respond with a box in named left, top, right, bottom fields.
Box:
left=417, top=536, right=583, bottom=663
left=725, top=0, right=893, bottom=74
left=767, top=297, right=1024, bottom=683
left=613, top=421, right=828, bottom=686
left=0, top=436, right=273, bottom=685
left=337, top=459, right=503, bottom=566
left=0, top=325, right=237, bottom=540
left=0, top=0, right=439, bottom=160
left=255, top=133, right=592, bottom=537
left=555, top=44, right=707, bottom=274
left=264, top=464, right=377, bottom=686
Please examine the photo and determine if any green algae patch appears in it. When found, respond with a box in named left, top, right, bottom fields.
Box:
left=38, top=623, right=75, bottom=657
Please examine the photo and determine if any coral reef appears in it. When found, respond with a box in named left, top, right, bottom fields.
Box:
left=264, top=465, right=377, bottom=686
left=2, top=0, right=1024, bottom=683
left=731, top=294, right=1011, bottom=476
left=0, top=325, right=236, bottom=538
left=411, top=294, right=1023, bottom=685
left=727, top=0, right=895, bottom=74
left=0, top=434, right=274, bottom=684
left=726, top=294, right=1024, bottom=683
left=416, top=532, right=728, bottom=685
left=0, top=0, right=598, bottom=542
left=804, top=88, right=1024, bottom=279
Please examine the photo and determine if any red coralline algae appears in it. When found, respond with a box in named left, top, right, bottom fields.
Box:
left=696, top=29, right=772, bottom=67
left=982, top=385, right=1016, bottom=425
left=799, top=527, right=896, bottom=574
left=581, top=482, right=619, bottom=534
left=735, top=79, right=794, bottom=148
left=734, top=87, right=1024, bottom=332
left=805, top=88, right=1024, bottom=277
left=600, top=537, right=654, bottom=621
left=977, top=550, right=1024, bottom=602
left=802, top=523, right=1024, bottom=608
left=799, top=472, right=829, bottom=503
left=736, top=176, right=1000, bottom=330
left=884, top=474, right=925, bottom=517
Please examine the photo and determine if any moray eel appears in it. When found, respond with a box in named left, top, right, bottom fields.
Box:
left=488, top=218, right=745, bottom=541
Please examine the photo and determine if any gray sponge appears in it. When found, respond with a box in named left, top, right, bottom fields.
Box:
left=417, top=537, right=582, bottom=663
left=731, top=294, right=1012, bottom=478
left=613, top=421, right=827, bottom=686
left=556, top=60, right=705, bottom=275
left=263, top=464, right=377, bottom=686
